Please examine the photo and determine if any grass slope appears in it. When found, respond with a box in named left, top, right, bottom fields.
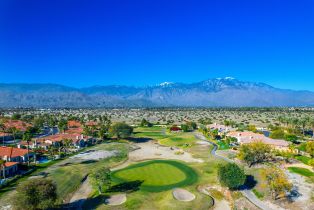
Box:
left=288, top=167, right=314, bottom=177
left=112, top=160, right=198, bottom=192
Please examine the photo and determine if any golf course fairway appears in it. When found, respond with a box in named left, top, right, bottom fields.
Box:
left=111, top=160, right=198, bottom=192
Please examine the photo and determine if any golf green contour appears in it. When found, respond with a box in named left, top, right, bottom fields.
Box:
left=111, top=160, right=198, bottom=192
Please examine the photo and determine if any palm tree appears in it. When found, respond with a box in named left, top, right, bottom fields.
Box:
left=0, top=160, right=6, bottom=179
left=0, top=121, right=6, bottom=146
left=8, top=127, right=19, bottom=142
left=22, top=132, right=32, bottom=166
left=63, top=138, right=72, bottom=155
left=309, top=118, right=314, bottom=139
left=299, top=117, right=309, bottom=136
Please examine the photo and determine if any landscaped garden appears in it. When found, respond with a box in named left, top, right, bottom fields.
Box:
left=111, top=160, right=198, bottom=192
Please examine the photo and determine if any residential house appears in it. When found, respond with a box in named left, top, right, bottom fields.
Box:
left=35, top=133, right=93, bottom=149
left=207, top=123, right=233, bottom=135
left=0, top=146, right=35, bottom=163
left=1, top=162, right=19, bottom=178
left=227, top=131, right=289, bottom=150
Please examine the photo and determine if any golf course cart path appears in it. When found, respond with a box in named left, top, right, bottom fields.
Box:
left=69, top=177, right=92, bottom=210
left=172, top=188, right=196, bottom=202
left=214, top=199, right=231, bottom=210
left=194, top=133, right=276, bottom=210
left=105, top=193, right=127, bottom=205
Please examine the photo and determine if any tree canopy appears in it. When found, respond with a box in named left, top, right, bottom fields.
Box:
left=264, top=167, right=292, bottom=200
left=217, top=163, right=246, bottom=190
left=238, top=142, right=272, bottom=167
left=13, top=178, right=57, bottom=210
left=109, top=122, right=133, bottom=139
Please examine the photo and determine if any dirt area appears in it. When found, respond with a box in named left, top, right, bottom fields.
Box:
left=113, top=140, right=203, bottom=170
left=234, top=197, right=260, bottom=210
left=214, top=199, right=231, bottom=210
left=105, top=193, right=127, bottom=205
left=68, top=177, right=92, bottom=210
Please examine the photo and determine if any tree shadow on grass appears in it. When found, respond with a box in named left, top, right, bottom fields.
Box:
left=80, top=160, right=99, bottom=164
left=63, top=195, right=110, bottom=210
left=107, top=180, right=144, bottom=193
left=126, top=137, right=153, bottom=143
left=241, top=175, right=257, bottom=190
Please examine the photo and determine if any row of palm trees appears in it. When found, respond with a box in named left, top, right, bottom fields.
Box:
left=277, top=116, right=314, bottom=137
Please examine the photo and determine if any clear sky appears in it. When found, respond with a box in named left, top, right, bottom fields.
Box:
left=0, top=0, right=313, bottom=90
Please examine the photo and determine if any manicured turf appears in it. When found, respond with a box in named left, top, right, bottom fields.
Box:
left=111, top=160, right=198, bottom=192
left=288, top=167, right=314, bottom=177
left=294, top=155, right=311, bottom=165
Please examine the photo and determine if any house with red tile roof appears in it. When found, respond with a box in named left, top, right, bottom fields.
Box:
left=0, top=146, right=35, bottom=163
left=68, top=120, right=82, bottom=128
left=84, top=121, right=98, bottom=127
left=227, top=131, right=289, bottom=150
left=35, top=133, right=93, bottom=149
left=4, top=120, right=32, bottom=132
left=1, top=162, right=19, bottom=178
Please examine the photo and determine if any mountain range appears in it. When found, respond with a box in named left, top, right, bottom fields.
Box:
left=1, top=77, right=314, bottom=108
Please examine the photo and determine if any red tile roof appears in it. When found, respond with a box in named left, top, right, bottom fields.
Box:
left=0, top=132, right=11, bottom=137
left=4, top=162, right=18, bottom=167
left=85, top=121, right=98, bottom=126
left=37, top=133, right=88, bottom=144
left=0, top=147, right=29, bottom=158
left=4, top=120, right=31, bottom=131
left=68, top=120, right=82, bottom=128
left=227, top=131, right=289, bottom=147
left=66, top=127, right=83, bottom=134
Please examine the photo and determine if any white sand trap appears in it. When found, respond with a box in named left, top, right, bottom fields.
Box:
left=70, top=150, right=118, bottom=161
left=106, top=194, right=127, bottom=206
left=173, top=188, right=196, bottom=202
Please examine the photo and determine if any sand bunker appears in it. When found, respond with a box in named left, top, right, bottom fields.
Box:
left=105, top=194, right=127, bottom=206
left=70, top=150, right=118, bottom=161
left=173, top=188, right=195, bottom=202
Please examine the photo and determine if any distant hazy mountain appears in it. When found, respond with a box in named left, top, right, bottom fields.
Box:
left=1, top=78, right=314, bottom=108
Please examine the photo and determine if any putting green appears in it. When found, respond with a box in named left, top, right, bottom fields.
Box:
left=111, top=160, right=198, bottom=192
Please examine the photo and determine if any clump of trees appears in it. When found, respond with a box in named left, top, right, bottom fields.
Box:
left=263, top=167, right=292, bottom=200
left=180, top=121, right=197, bottom=132
left=109, top=122, right=133, bottom=139
left=238, top=142, right=272, bottom=167
left=140, top=118, right=153, bottom=127
left=13, top=178, right=57, bottom=210
left=90, top=167, right=111, bottom=194
left=217, top=163, right=246, bottom=190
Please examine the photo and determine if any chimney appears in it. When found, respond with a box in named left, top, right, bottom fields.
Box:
left=238, top=133, right=241, bottom=136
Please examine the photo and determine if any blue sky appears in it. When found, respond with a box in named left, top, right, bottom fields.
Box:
left=0, top=0, right=313, bottom=90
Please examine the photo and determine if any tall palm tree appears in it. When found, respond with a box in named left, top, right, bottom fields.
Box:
left=0, top=121, right=6, bottom=146
left=9, top=127, right=19, bottom=142
left=299, top=117, right=309, bottom=136
left=0, top=160, right=6, bottom=180
left=22, top=132, right=32, bottom=166
left=309, top=118, right=314, bottom=139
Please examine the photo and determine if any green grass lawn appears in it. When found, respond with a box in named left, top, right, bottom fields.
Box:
left=217, top=141, right=230, bottom=150
left=288, top=167, right=314, bottom=177
left=294, top=155, right=311, bottom=165
left=42, top=143, right=130, bottom=203
left=111, top=160, right=198, bottom=192
left=134, top=126, right=198, bottom=148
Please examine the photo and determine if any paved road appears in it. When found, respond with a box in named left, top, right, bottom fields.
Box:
left=194, top=133, right=273, bottom=210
